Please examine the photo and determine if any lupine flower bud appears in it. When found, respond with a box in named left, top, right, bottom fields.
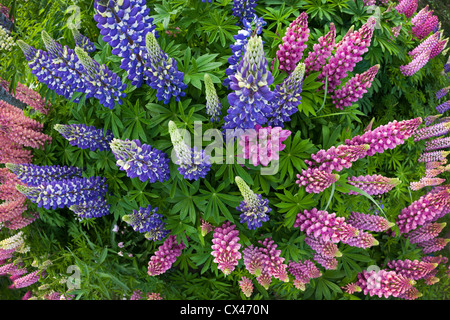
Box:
left=223, top=35, right=274, bottom=131
left=6, top=163, right=82, bottom=187
left=304, top=23, right=336, bottom=76
left=200, top=219, right=213, bottom=237
left=211, top=221, right=241, bottom=275
left=204, top=73, right=222, bottom=122
left=235, top=176, right=271, bottom=229
left=145, top=32, right=187, bottom=104
left=275, top=12, right=309, bottom=73
left=256, top=269, right=272, bottom=289
left=417, top=238, right=450, bottom=254
left=347, top=174, right=401, bottom=196
left=398, top=287, right=422, bottom=300
left=346, top=211, right=395, bottom=232
left=268, top=63, right=305, bottom=127
left=238, top=125, right=291, bottom=167
left=406, top=222, right=447, bottom=244
left=168, top=121, right=211, bottom=180
left=147, top=235, right=186, bottom=276
left=110, top=138, right=170, bottom=183
left=331, top=65, right=380, bottom=110
left=122, top=205, right=168, bottom=241
left=239, top=276, right=253, bottom=297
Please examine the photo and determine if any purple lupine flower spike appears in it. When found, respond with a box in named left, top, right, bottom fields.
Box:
left=400, top=49, right=432, bottom=76
left=54, top=123, right=114, bottom=152
left=211, top=221, right=241, bottom=275
left=346, top=211, right=395, bottom=232
left=93, top=0, right=157, bottom=87
left=268, top=63, right=305, bottom=127
left=304, top=23, right=336, bottom=76
left=232, top=0, right=258, bottom=25
left=258, top=237, right=289, bottom=282
left=109, top=138, right=171, bottom=183
left=145, top=32, right=187, bottom=104
left=417, top=238, right=450, bottom=254
left=122, top=205, right=169, bottom=241
left=347, top=174, right=401, bottom=196
left=406, top=222, right=447, bottom=244
left=243, top=244, right=265, bottom=276
left=288, top=259, right=321, bottom=290
left=435, top=86, right=450, bottom=100
left=436, top=100, right=450, bottom=113
left=223, top=35, right=274, bottom=132
left=275, top=12, right=309, bottom=74
left=69, top=196, right=110, bottom=220
left=235, top=176, right=271, bottom=229
left=168, top=121, right=211, bottom=180
left=414, top=121, right=450, bottom=141
left=147, top=235, right=186, bottom=276
left=5, top=163, right=82, bottom=187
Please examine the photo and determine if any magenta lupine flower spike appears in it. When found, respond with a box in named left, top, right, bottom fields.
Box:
left=413, top=121, right=450, bottom=141
left=411, top=5, right=430, bottom=26
left=430, top=38, right=448, bottom=59
left=305, top=236, right=342, bottom=258
left=256, top=270, right=272, bottom=289
left=424, top=136, right=450, bottom=151
left=396, top=188, right=450, bottom=234
left=257, top=237, right=289, bottom=282
left=294, top=208, right=347, bottom=243
left=304, top=23, right=336, bottom=76
left=12, top=270, right=45, bottom=289
left=313, top=254, right=338, bottom=270
left=391, top=24, right=402, bottom=38
left=243, top=245, right=265, bottom=276
left=396, top=0, right=416, bottom=17
left=319, top=18, right=376, bottom=92
left=147, top=235, right=186, bottom=276
left=417, top=238, right=450, bottom=254
left=418, top=150, right=450, bottom=163
left=411, top=177, right=445, bottom=190
left=387, top=259, right=438, bottom=280
left=238, top=125, right=291, bottom=167
left=347, top=174, right=401, bottom=196
left=235, top=176, right=271, bottom=230
left=239, top=276, right=253, bottom=297
left=275, top=12, right=309, bottom=73
left=398, top=287, right=422, bottom=300
left=436, top=86, right=450, bottom=100
left=408, top=32, right=440, bottom=59
left=406, top=222, right=447, bottom=244
left=295, top=167, right=339, bottom=194
left=211, top=221, right=241, bottom=276
left=342, top=282, right=362, bottom=294
left=436, top=100, right=450, bottom=114
left=288, top=259, right=321, bottom=291
left=331, top=64, right=380, bottom=110
left=343, top=230, right=379, bottom=249
left=200, top=219, right=213, bottom=237
left=413, top=12, right=439, bottom=39
left=345, top=117, right=423, bottom=156
left=346, top=211, right=395, bottom=232
left=353, top=269, right=416, bottom=298
left=306, top=144, right=370, bottom=173
left=400, top=49, right=431, bottom=76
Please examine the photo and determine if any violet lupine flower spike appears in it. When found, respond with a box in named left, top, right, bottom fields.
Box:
left=168, top=121, right=211, bottom=180
left=304, top=23, right=336, bottom=76
left=71, top=27, right=96, bottom=53
left=54, top=123, right=113, bottom=152
left=223, top=35, right=274, bottom=132
left=204, top=73, right=222, bottom=122
left=5, top=163, right=82, bottom=187
left=275, top=12, right=309, bottom=74
left=211, top=221, right=241, bottom=276
left=288, top=259, right=321, bottom=290
left=346, top=211, right=395, bottom=232
left=268, top=63, right=305, bottom=127
left=75, top=47, right=127, bottom=109
left=16, top=176, right=107, bottom=211
left=232, top=0, right=258, bottom=25
left=147, top=235, right=186, bottom=276
left=346, top=117, right=423, bottom=156
left=347, top=174, right=401, bottom=196
left=145, top=32, right=187, bottom=104
left=242, top=245, right=264, bottom=276
left=424, top=136, right=450, bottom=151
left=331, top=64, right=380, bottom=110
left=413, top=121, right=450, bottom=141
left=93, top=0, right=157, bottom=87
left=436, top=100, right=450, bottom=114
left=110, top=138, right=170, bottom=183
left=418, top=150, right=450, bottom=163
left=122, top=205, right=169, bottom=241
left=406, top=222, right=447, bottom=244
left=436, top=86, right=450, bottom=100
left=235, top=176, right=271, bottom=230
left=417, top=238, right=450, bottom=254
left=69, top=196, right=110, bottom=220
left=258, top=237, right=289, bottom=282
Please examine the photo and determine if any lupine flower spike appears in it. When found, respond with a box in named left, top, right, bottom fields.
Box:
left=204, top=73, right=222, bottom=122
left=168, top=121, right=211, bottom=180
left=54, top=123, right=113, bottom=152
left=147, top=235, right=186, bottom=276
left=122, top=205, right=169, bottom=241
left=239, top=276, right=253, bottom=297
left=211, top=221, right=241, bottom=275
left=235, top=176, right=271, bottom=229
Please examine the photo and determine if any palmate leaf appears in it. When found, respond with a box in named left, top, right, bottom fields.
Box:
left=198, top=180, right=240, bottom=224
left=199, top=9, right=240, bottom=47
left=274, top=187, right=318, bottom=228
left=121, top=99, right=151, bottom=143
